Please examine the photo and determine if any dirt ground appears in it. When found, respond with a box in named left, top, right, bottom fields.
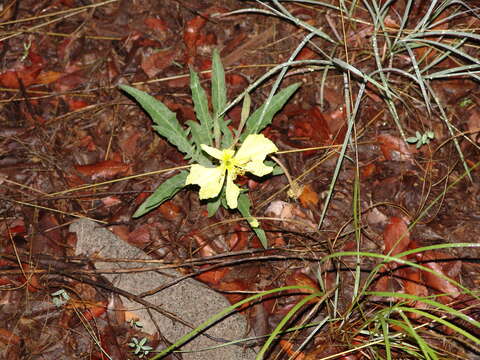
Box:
left=1, top=0, right=480, bottom=359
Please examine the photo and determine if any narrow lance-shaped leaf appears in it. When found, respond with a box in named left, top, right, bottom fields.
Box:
left=186, top=120, right=211, bottom=164
left=189, top=66, right=213, bottom=145
left=237, top=193, right=268, bottom=248
left=120, top=85, right=197, bottom=161
left=211, top=49, right=226, bottom=146
left=133, top=171, right=188, bottom=218
left=241, top=82, right=301, bottom=141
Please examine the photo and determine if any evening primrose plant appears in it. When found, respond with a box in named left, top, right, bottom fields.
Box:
left=120, top=50, right=300, bottom=247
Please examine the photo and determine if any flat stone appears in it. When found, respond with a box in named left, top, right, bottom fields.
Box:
left=70, top=218, right=255, bottom=360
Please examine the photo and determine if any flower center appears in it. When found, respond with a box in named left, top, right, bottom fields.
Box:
left=221, top=150, right=236, bottom=172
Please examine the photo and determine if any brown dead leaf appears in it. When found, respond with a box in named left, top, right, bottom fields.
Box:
left=141, top=48, right=177, bottom=78
left=299, top=184, right=319, bottom=208
left=75, top=160, right=131, bottom=180
left=377, top=134, right=415, bottom=162
left=216, top=280, right=249, bottom=308
left=195, top=265, right=230, bottom=286
left=285, top=271, right=320, bottom=305
left=157, top=200, right=181, bottom=221
left=421, top=251, right=460, bottom=302
left=383, top=216, right=411, bottom=257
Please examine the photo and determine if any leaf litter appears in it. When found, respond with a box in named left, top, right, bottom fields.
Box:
left=1, top=0, right=480, bottom=359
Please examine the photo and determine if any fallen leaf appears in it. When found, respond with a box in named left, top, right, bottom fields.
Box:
left=195, top=265, right=229, bottom=286
left=295, top=47, right=316, bottom=61
left=279, top=339, right=305, bottom=360
left=216, top=280, right=249, bottom=308
left=144, top=17, right=168, bottom=33
left=75, top=160, right=131, bottom=180
left=141, top=48, right=177, bottom=78
left=0, top=328, right=21, bottom=346
left=299, top=184, right=319, bottom=207
left=285, top=271, right=321, bottom=305
left=157, top=200, right=181, bottom=221
left=377, top=134, right=414, bottom=162
left=383, top=216, right=411, bottom=257
left=127, top=224, right=151, bottom=247
left=421, top=251, right=460, bottom=302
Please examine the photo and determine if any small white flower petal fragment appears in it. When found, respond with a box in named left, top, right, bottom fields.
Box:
left=185, top=134, right=278, bottom=209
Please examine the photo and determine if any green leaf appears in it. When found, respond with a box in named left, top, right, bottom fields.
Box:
left=406, top=137, right=418, bottom=143
left=207, top=195, right=222, bottom=217
left=120, top=85, right=197, bottom=161
left=133, top=171, right=188, bottom=218
left=186, top=120, right=211, bottom=164
left=264, top=160, right=284, bottom=176
left=241, top=82, right=301, bottom=140
left=189, top=67, right=213, bottom=145
left=211, top=49, right=226, bottom=145
left=219, top=118, right=233, bottom=148
left=237, top=193, right=268, bottom=248
left=211, top=49, right=227, bottom=119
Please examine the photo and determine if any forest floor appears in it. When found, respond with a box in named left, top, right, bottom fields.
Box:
left=1, top=0, right=480, bottom=359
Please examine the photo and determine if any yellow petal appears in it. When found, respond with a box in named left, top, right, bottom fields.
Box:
left=242, top=160, right=273, bottom=177
left=186, top=164, right=225, bottom=200
left=225, top=171, right=240, bottom=209
left=234, top=134, right=278, bottom=165
left=200, top=144, right=224, bottom=160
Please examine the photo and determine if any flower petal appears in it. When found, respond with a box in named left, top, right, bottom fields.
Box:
left=234, top=134, right=278, bottom=165
left=186, top=164, right=225, bottom=200
left=242, top=160, right=274, bottom=177
left=225, top=171, right=240, bottom=209
left=200, top=144, right=224, bottom=160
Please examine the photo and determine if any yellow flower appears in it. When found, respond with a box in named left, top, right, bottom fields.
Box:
left=185, top=134, right=278, bottom=209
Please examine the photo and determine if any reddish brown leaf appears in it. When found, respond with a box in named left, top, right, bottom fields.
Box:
left=80, top=301, right=108, bottom=321
left=298, top=184, right=319, bottom=208
left=0, top=66, right=42, bottom=88
left=216, top=280, right=248, bottom=309
left=67, top=99, right=89, bottom=111
left=383, top=217, right=411, bottom=257
left=141, top=48, right=177, bottom=78
left=193, top=234, right=216, bottom=257
left=127, top=225, right=151, bottom=247
left=377, top=134, right=414, bottom=162
left=157, top=200, right=181, bottom=221
left=0, top=328, right=21, bottom=346
left=279, top=339, right=305, bottom=360
left=75, top=160, right=131, bottom=180
left=421, top=251, right=460, bottom=302
left=402, top=267, right=428, bottom=304
left=108, top=225, right=130, bottom=242
left=36, top=70, right=63, bottom=85
left=361, top=163, right=376, bottom=179
left=295, top=47, right=316, bottom=61
left=285, top=271, right=320, bottom=304
left=144, top=17, right=168, bottom=33
left=196, top=266, right=230, bottom=286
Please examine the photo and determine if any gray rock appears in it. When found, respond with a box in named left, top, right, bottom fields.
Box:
left=70, top=218, right=255, bottom=360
